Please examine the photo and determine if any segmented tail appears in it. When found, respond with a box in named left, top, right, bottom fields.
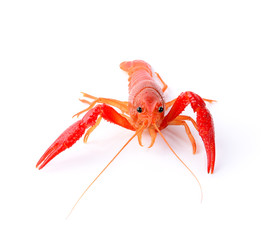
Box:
left=120, top=60, right=152, bottom=76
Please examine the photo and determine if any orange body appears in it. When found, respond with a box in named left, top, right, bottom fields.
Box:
left=37, top=60, right=216, bottom=214
left=37, top=59, right=215, bottom=172
left=120, top=60, right=165, bottom=146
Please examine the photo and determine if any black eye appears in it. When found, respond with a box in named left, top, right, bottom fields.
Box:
left=158, top=106, right=164, bottom=112
left=137, top=107, right=142, bottom=113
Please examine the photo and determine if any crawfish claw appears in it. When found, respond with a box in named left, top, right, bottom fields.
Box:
left=36, top=120, right=86, bottom=170
left=196, top=107, right=215, bottom=174
left=161, top=91, right=216, bottom=173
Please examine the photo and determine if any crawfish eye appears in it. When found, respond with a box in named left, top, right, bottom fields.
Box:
left=158, top=106, right=164, bottom=112
left=137, top=107, right=143, bottom=113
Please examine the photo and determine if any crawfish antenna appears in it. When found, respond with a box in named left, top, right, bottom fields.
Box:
left=153, top=124, right=203, bottom=202
left=66, top=125, right=145, bottom=218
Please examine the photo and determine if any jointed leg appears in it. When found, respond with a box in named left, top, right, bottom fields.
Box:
left=148, top=128, right=157, bottom=148
left=137, top=129, right=144, bottom=147
left=136, top=127, right=157, bottom=148
left=202, top=98, right=216, bottom=103
left=73, top=92, right=129, bottom=118
left=165, top=99, right=176, bottom=110
left=169, top=119, right=197, bottom=154
left=82, top=92, right=128, bottom=110
left=155, top=72, right=168, bottom=92
left=83, top=116, right=102, bottom=143
left=173, top=115, right=198, bottom=131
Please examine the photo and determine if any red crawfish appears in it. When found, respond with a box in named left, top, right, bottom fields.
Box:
left=37, top=60, right=216, bottom=213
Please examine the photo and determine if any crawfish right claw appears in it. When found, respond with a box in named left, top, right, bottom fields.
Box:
left=36, top=142, right=65, bottom=170
left=37, top=104, right=134, bottom=169
left=36, top=120, right=86, bottom=170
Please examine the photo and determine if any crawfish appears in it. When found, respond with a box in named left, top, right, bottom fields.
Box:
left=37, top=60, right=216, bottom=212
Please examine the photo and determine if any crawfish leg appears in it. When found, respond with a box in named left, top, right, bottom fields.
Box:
left=83, top=116, right=102, bottom=143
left=169, top=118, right=197, bottom=154
left=202, top=98, right=216, bottom=103
left=36, top=104, right=135, bottom=170
left=155, top=72, right=168, bottom=92
left=74, top=94, right=129, bottom=118
left=174, top=115, right=198, bottom=131
left=165, top=99, right=176, bottom=110
left=81, top=92, right=128, bottom=113
left=161, top=92, right=215, bottom=174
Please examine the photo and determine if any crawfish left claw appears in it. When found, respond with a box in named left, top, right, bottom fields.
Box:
left=161, top=91, right=216, bottom=173
left=196, top=107, right=215, bottom=173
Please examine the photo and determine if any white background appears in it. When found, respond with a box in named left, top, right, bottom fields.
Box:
left=1, top=0, right=276, bottom=239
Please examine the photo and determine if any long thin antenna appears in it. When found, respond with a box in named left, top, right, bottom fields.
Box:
left=66, top=126, right=144, bottom=218
left=153, top=124, right=203, bottom=202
